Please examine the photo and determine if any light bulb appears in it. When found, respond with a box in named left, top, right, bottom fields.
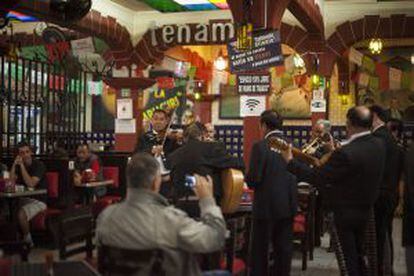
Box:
left=369, top=38, right=383, bottom=55
left=214, top=56, right=227, bottom=71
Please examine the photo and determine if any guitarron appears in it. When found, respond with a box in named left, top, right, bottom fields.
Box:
left=221, top=168, right=245, bottom=214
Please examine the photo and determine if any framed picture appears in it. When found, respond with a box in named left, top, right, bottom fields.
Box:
left=219, top=84, right=241, bottom=119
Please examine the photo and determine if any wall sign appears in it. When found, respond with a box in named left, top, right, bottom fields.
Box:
left=228, top=30, right=283, bottom=73
left=237, top=73, right=270, bottom=94
left=115, top=119, right=136, bottom=134
left=310, top=99, right=327, bottom=113
left=117, top=98, right=133, bottom=119
left=312, top=88, right=324, bottom=100
left=151, top=20, right=234, bottom=47
left=240, top=95, right=266, bottom=117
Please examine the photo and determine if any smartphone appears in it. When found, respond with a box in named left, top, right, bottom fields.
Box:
left=185, top=175, right=196, bottom=188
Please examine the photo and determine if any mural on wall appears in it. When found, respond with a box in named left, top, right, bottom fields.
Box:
left=269, top=67, right=312, bottom=119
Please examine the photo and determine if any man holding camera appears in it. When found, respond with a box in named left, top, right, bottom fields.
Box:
left=10, top=141, right=47, bottom=246
left=97, top=153, right=227, bottom=275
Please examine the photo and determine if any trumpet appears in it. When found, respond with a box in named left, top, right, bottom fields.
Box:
left=302, top=133, right=339, bottom=155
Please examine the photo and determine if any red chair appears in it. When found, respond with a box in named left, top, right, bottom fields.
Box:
left=100, top=166, right=122, bottom=204
left=31, top=172, right=63, bottom=231
left=92, top=167, right=122, bottom=217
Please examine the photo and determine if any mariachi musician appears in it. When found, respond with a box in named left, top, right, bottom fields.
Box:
left=134, top=109, right=180, bottom=196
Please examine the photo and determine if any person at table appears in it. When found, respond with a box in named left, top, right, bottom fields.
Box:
left=73, top=144, right=106, bottom=197
left=281, top=106, right=386, bottom=276
left=10, top=141, right=47, bottom=247
left=246, top=110, right=297, bottom=276
left=96, top=153, right=227, bottom=276
left=168, top=123, right=244, bottom=205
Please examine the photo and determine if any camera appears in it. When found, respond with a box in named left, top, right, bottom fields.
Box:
left=185, top=175, right=196, bottom=188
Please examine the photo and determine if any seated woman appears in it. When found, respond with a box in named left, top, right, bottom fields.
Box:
left=73, top=144, right=106, bottom=201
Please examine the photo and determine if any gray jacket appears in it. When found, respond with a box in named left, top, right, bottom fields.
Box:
left=96, top=188, right=227, bottom=276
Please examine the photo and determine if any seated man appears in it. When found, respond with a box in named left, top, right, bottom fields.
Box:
left=97, top=153, right=227, bottom=276
left=73, top=144, right=106, bottom=199
left=168, top=123, right=244, bottom=203
left=10, top=141, right=47, bottom=246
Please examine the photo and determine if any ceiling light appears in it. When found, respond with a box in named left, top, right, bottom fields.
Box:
left=214, top=51, right=227, bottom=71
left=369, top=38, right=383, bottom=55
left=411, top=54, right=414, bottom=65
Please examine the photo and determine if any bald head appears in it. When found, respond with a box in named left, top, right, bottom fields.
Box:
left=346, top=106, right=373, bottom=132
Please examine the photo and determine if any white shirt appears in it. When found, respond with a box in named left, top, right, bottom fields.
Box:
left=372, top=123, right=385, bottom=133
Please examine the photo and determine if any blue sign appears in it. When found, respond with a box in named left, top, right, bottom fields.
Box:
left=227, top=30, right=284, bottom=73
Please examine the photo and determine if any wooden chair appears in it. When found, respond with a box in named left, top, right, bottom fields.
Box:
left=57, top=207, right=94, bottom=260
left=98, top=245, right=165, bottom=276
left=293, top=184, right=316, bottom=271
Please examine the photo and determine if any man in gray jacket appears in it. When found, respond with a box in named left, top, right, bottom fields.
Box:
left=97, top=153, right=227, bottom=276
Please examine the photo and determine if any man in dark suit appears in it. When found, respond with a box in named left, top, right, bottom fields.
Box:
left=282, top=106, right=386, bottom=276
left=246, top=110, right=297, bottom=276
left=168, top=123, right=244, bottom=204
left=370, top=105, right=404, bottom=276
left=403, top=143, right=414, bottom=276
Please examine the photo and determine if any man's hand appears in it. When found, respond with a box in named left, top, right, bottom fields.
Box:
left=73, top=171, right=82, bottom=186
left=14, top=156, right=23, bottom=166
left=193, top=174, right=213, bottom=200
left=281, top=144, right=293, bottom=163
left=151, top=145, right=163, bottom=156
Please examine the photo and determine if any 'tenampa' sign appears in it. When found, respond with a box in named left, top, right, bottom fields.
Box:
left=151, top=20, right=235, bottom=46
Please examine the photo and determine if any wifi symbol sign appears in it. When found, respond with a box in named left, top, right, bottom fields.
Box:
left=245, top=98, right=260, bottom=111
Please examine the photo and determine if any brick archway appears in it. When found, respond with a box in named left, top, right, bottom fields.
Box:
left=325, top=14, right=414, bottom=82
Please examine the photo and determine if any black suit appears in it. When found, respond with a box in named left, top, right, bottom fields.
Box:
left=372, top=126, right=404, bottom=275
left=168, top=139, right=244, bottom=202
left=246, top=131, right=297, bottom=276
left=287, top=133, right=386, bottom=276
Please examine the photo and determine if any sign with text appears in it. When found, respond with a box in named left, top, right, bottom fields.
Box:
left=237, top=73, right=271, bottom=94
left=311, top=99, right=327, bottom=113
left=240, top=95, right=266, bottom=117
left=228, top=30, right=283, bottom=73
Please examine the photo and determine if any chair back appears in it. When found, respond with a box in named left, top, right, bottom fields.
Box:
left=58, top=207, right=94, bottom=260
left=98, top=245, right=165, bottom=276
left=46, top=172, right=59, bottom=199
left=103, top=166, right=119, bottom=188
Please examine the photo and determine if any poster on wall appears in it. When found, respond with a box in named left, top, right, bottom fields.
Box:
left=117, top=99, right=133, bottom=119
left=219, top=84, right=241, bottom=119
left=115, top=119, right=136, bottom=133
left=269, top=87, right=312, bottom=119
left=143, top=83, right=186, bottom=121
left=237, top=73, right=270, bottom=94
left=240, top=95, right=266, bottom=117
left=310, top=99, right=327, bottom=113
left=227, top=30, right=284, bottom=73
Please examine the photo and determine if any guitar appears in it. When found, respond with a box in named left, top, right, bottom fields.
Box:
left=267, top=136, right=323, bottom=167
left=221, top=168, right=245, bottom=214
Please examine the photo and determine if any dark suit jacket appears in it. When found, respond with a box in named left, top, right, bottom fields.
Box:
left=168, top=139, right=244, bottom=201
left=403, top=144, right=414, bottom=246
left=134, top=131, right=180, bottom=158
left=287, top=134, right=385, bottom=218
left=373, top=126, right=404, bottom=198
left=246, top=132, right=298, bottom=220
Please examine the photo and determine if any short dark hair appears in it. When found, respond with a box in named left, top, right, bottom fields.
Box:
left=346, top=106, right=373, bottom=129
left=126, top=153, right=159, bottom=189
left=184, top=123, right=203, bottom=141
left=369, top=105, right=388, bottom=123
left=153, top=109, right=168, bottom=118
left=16, top=141, right=31, bottom=150
left=260, top=110, right=283, bottom=130
left=76, top=143, right=89, bottom=150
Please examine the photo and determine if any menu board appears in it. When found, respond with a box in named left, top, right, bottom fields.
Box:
left=237, top=73, right=270, bottom=94
left=228, top=30, right=284, bottom=73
